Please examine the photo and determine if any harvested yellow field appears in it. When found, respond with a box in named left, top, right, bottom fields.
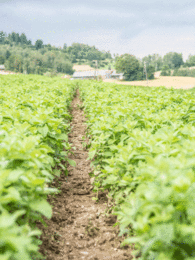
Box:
left=73, top=64, right=94, bottom=71
left=0, top=70, right=20, bottom=75
left=104, top=76, right=195, bottom=89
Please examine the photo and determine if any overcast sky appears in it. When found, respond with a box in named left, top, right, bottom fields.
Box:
left=1, top=0, right=195, bottom=60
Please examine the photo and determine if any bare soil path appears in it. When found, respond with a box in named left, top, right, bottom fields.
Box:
left=38, top=90, right=133, bottom=260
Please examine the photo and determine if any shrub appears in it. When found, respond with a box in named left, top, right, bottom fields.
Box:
left=172, top=68, right=195, bottom=77
left=161, top=65, right=171, bottom=76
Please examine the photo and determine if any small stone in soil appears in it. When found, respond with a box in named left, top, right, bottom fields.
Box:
left=80, top=251, right=89, bottom=255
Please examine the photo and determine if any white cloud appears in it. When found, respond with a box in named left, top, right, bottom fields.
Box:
left=1, top=0, right=195, bottom=60
left=124, top=27, right=195, bottom=60
left=60, top=6, right=135, bottom=19
left=5, top=2, right=57, bottom=17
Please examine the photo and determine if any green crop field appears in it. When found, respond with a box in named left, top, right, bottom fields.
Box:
left=79, top=81, right=195, bottom=260
left=0, top=75, right=77, bottom=259
left=1, top=74, right=195, bottom=260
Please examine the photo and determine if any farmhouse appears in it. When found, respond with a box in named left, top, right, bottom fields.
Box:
left=73, top=69, right=124, bottom=80
left=0, top=65, right=5, bottom=70
left=111, top=70, right=124, bottom=80
left=73, top=70, right=111, bottom=80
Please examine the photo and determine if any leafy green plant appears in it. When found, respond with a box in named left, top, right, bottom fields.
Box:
left=79, top=80, right=195, bottom=259
left=0, top=74, right=77, bottom=259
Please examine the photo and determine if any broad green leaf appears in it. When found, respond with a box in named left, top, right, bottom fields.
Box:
left=102, top=175, right=118, bottom=185
left=60, top=151, right=68, bottom=156
left=0, top=210, right=25, bottom=228
left=152, top=223, right=174, bottom=243
left=29, top=199, right=52, bottom=218
left=88, top=150, right=96, bottom=159
left=67, top=158, right=76, bottom=167
left=53, top=169, right=61, bottom=177
left=57, top=133, right=68, bottom=141
left=0, top=252, right=12, bottom=260
left=39, top=125, right=49, bottom=137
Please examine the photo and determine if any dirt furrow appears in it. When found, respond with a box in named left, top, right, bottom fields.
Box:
left=38, top=90, right=133, bottom=260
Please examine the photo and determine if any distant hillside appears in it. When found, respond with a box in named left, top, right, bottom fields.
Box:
left=0, top=31, right=113, bottom=75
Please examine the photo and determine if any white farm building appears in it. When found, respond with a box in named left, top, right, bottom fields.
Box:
left=73, top=70, right=123, bottom=80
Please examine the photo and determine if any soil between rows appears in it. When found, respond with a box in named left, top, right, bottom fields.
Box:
left=37, top=90, right=133, bottom=260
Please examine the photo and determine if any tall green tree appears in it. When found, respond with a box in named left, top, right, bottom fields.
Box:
left=54, top=57, right=74, bottom=74
left=35, top=39, right=43, bottom=50
left=63, top=43, right=67, bottom=51
left=8, top=32, right=16, bottom=43
left=146, top=65, right=155, bottom=79
left=115, top=54, right=141, bottom=81
left=142, top=54, right=163, bottom=71
left=15, top=33, right=20, bottom=45
left=172, top=52, right=184, bottom=68
left=20, top=33, right=28, bottom=45
left=87, top=50, right=98, bottom=61
left=163, top=52, right=183, bottom=69
left=0, top=31, right=6, bottom=44
left=27, top=40, right=32, bottom=45
left=23, top=57, right=31, bottom=74
left=186, top=54, right=195, bottom=67
left=8, top=32, right=21, bottom=45
left=5, top=50, right=11, bottom=59
left=0, top=55, right=5, bottom=64
left=160, top=65, right=171, bottom=76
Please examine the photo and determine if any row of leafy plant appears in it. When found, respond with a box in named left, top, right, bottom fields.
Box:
left=0, top=75, right=77, bottom=260
left=79, top=80, right=195, bottom=260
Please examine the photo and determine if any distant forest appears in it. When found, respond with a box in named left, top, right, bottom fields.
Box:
left=1, top=31, right=195, bottom=78
left=0, top=31, right=113, bottom=75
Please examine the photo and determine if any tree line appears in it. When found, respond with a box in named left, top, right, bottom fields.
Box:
left=0, top=31, right=112, bottom=75
left=1, top=30, right=195, bottom=80
left=114, top=52, right=191, bottom=81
